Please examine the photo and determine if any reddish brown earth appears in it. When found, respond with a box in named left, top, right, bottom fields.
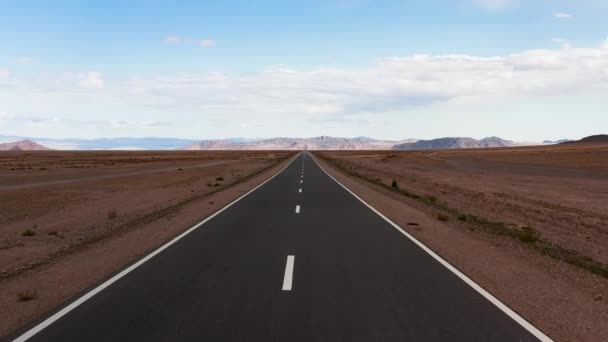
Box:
left=0, top=150, right=294, bottom=338
left=314, top=144, right=608, bottom=342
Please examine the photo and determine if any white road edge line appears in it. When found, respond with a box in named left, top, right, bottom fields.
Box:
left=310, top=153, right=553, bottom=342
left=12, top=153, right=302, bottom=342
left=282, top=255, right=295, bottom=291
left=295, top=205, right=301, bottom=214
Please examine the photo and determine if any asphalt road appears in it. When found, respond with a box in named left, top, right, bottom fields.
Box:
left=11, top=152, right=550, bottom=342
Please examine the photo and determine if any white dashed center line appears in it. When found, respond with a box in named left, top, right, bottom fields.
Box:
left=282, top=255, right=295, bottom=291
left=298, top=189, right=302, bottom=193
left=295, top=205, right=301, bottom=214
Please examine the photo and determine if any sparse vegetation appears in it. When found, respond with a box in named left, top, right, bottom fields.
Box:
left=316, top=152, right=608, bottom=279
left=518, top=226, right=540, bottom=243
left=458, top=214, right=468, bottom=221
left=216, top=176, right=224, bottom=181
left=391, top=180, right=398, bottom=188
left=107, top=210, right=117, bottom=219
left=48, top=231, right=58, bottom=236
left=17, top=290, right=38, bottom=302
left=214, top=183, right=221, bottom=187
left=437, top=214, right=449, bottom=221
left=22, top=229, right=36, bottom=237
left=424, top=195, right=438, bottom=203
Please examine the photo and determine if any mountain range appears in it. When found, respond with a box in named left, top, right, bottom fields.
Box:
left=561, top=134, right=608, bottom=145
left=0, top=135, right=198, bottom=150
left=183, top=136, right=417, bottom=150
left=4, top=135, right=603, bottom=151
left=392, top=136, right=514, bottom=150
left=184, top=136, right=527, bottom=150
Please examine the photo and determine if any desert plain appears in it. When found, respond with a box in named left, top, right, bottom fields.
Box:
left=1, top=144, right=607, bottom=341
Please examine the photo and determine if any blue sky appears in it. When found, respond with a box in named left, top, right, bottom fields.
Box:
left=1, top=0, right=607, bottom=141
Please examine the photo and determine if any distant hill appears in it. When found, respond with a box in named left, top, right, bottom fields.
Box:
left=543, top=139, right=571, bottom=144
left=392, top=136, right=514, bottom=150
left=0, top=135, right=198, bottom=150
left=0, top=134, right=544, bottom=150
left=0, top=140, right=53, bottom=151
left=183, top=136, right=404, bottom=150
left=561, top=134, right=608, bottom=145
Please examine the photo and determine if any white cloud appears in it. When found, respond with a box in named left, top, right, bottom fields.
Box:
left=0, top=111, right=14, bottom=121
left=0, top=69, right=10, bottom=79
left=78, top=72, right=105, bottom=89
left=199, top=39, right=215, bottom=47
left=164, top=36, right=183, bottom=44
left=4, top=43, right=608, bottom=140
left=551, top=38, right=571, bottom=48
left=164, top=36, right=213, bottom=47
left=116, top=43, right=608, bottom=122
left=471, top=0, right=518, bottom=10
left=13, top=56, right=34, bottom=64
left=554, top=12, right=573, bottom=19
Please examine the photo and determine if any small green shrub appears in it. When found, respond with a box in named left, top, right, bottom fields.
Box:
left=391, top=180, right=398, bottom=188
left=458, top=214, right=468, bottom=221
left=216, top=176, right=224, bottom=181
left=437, top=214, right=449, bottom=222
left=17, top=290, right=38, bottom=302
left=518, top=226, right=540, bottom=243
left=107, top=210, right=117, bottom=219
left=425, top=195, right=438, bottom=203
left=22, top=229, right=36, bottom=237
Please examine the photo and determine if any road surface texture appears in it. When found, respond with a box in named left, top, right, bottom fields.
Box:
left=10, top=152, right=551, bottom=342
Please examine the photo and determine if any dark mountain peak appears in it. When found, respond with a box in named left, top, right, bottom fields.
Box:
left=561, top=134, right=608, bottom=145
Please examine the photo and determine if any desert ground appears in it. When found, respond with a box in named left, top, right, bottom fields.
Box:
left=314, top=144, right=608, bottom=341
left=2, top=146, right=607, bottom=341
left=0, top=150, right=294, bottom=338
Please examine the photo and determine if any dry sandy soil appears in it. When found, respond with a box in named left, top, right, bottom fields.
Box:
left=0, top=150, right=294, bottom=338
left=315, top=144, right=608, bottom=342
